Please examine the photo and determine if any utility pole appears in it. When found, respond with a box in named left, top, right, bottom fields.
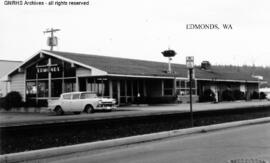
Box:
left=44, top=28, right=60, bottom=51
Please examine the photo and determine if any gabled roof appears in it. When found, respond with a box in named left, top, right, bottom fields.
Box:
left=8, top=50, right=260, bottom=83
left=42, top=50, right=259, bottom=82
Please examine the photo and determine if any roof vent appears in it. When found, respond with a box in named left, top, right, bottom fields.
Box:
left=201, top=61, right=211, bottom=70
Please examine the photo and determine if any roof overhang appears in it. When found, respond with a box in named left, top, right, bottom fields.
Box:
left=197, top=78, right=260, bottom=83
left=7, top=50, right=108, bottom=77
left=108, top=74, right=186, bottom=79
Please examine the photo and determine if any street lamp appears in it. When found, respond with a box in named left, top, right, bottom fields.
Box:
left=162, top=49, right=176, bottom=73
left=186, top=56, right=194, bottom=127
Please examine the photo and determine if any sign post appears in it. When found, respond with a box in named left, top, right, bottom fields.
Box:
left=186, top=56, right=194, bottom=127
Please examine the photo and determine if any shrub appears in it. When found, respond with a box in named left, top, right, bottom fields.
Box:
left=145, top=96, right=177, bottom=104
left=259, top=92, right=266, bottom=99
left=199, top=89, right=216, bottom=102
left=0, top=97, right=7, bottom=109
left=232, top=90, right=245, bottom=100
left=251, top=91, right=259, bottom=99
left=4, top=91, right=23, bottom=110
left=37, top=99, right=48, bottom=107
left=222, top=89, right=234, bottom=101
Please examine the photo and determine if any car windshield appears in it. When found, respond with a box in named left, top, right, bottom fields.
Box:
left=80, top=93, right=97, bottom=99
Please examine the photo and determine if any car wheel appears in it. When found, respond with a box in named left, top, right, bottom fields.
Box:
left=55, top=106, right=64, bottom=115
left=85, top=105, right=94, bottom=114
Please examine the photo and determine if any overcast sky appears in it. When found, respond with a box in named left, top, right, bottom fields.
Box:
left=1, top=0, right=270, bottom=66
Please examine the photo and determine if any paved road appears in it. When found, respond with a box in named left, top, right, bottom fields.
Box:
left=56, top=123, right=270, bottom=163
left=0, top=100, right=269, bottom=127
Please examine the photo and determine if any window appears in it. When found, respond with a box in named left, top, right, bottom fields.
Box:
left=26, top=82, right=37, bottom=98
left=103, top=80, right=109, bottom=96
left=86, top=78, right=107, bottom=96
left=180, top=81, right=185, bottom=87
left=126, top=80, right=132, bottom=96
left=176, top=79, right=197, bottom=95
left=26, top=66, right=37, bottom=79
left=64, top=79, right=76, bottom=92
left=37, top=81, right=48, bottom=97
left=120, top=80, right=125, bottom=96
left=176, top=80, right=180, bottom=88
left=63, top=94, right=71, bottom=99
left=81, top=93, right=97, bottom=99
left=164, top=80, right=174, bottom=96
left=64, top=62, right=76, bottom=77
left=37, top=58, right=49, bottom=79
left=51, top=80, right=62, bottom=97
left=37, top=59, right=48, bottom=66
left=72, top=93, right=80, bottom=99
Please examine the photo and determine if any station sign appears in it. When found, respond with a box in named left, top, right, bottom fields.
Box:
left=186, top=56, right=194, bottom=69
left=37, top=65, right=61, bottom=73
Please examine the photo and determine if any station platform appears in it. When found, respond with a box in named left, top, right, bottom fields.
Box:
left=0, top=100, right=269, bottom=127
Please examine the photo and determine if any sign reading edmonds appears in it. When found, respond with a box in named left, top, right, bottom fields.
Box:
left=36, top=65, right=61, bottom=73
left=186, top=24, right=233, bottom=30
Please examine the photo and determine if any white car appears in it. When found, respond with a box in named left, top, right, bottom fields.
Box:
left=48, top=92, right=116, bottom=115
left=266, top=93, right=270, bottom=101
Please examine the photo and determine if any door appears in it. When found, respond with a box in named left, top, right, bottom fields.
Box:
left=61, top=93, right=72, bottom=111
left=70, top=93, right=83, bottom=111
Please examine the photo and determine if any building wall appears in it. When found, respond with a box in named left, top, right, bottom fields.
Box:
left=0, top=81, right=10, bottom=97
left=76, top=67, right=106, bottom=77
left=246, top=83, right=259, bottom=99
left=10, top=73, right=25, bottom=101
left=0, top=60, right=22, bottom=97
left=197, top=80, right=259, bottom=101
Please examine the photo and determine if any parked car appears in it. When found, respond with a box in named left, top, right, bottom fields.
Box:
left=48, top=92, right=116, bottom=115
left=266, top=93, right=270, bottom=101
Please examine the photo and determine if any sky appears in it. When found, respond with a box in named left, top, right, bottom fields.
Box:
left=1, top=0, right=270, bottom=67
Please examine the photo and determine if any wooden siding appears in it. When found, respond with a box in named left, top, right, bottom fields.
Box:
left=10, top=73, right=25, bottom=101
left=76, top=67, right=92, bottom=77
left=76, top=67, right=107, bottom=77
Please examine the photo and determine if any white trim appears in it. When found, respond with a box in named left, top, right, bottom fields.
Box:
left=108, top=74, right=176, bottom=79
left=41, top=50, right=107, bottom=76
left=175, top=77, right=189, bottom=80
left=196, top=78, right=259, bottom=83
left=7, top=50, right=108, bottom=77
left=6, top=50, right=42, bottom=77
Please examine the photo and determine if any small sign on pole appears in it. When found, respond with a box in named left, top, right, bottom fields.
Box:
left=186, top=56, right=194, bottom=127
left=186, top=56, right=194, bottom=69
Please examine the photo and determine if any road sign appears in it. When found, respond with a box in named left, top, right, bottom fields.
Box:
left=186, top=56, right=194, bottom=69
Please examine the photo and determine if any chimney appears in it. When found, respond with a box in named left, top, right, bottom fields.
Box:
left=201, top=61, right=211, bottom=70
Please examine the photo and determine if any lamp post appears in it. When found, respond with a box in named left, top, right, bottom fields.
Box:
left=186, top=56, right=194, bottom=127
left=162, top=49, right=176, bottom=74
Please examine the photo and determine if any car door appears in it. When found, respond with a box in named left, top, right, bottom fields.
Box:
left=70, top=93, right=83, bottom=111
left=61, top=93, right=72, bottom=111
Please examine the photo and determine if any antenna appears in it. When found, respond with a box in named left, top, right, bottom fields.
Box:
left=43, top=28, right=60, bottom=51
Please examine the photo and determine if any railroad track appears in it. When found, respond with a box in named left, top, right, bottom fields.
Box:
left=1, top=106, right=270, bottom=154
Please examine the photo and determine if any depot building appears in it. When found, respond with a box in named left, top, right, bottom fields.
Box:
left=6, top=50, right=261, bottom=106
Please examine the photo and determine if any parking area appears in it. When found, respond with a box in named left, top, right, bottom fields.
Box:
left=0, top=100, right=269, bottom=127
